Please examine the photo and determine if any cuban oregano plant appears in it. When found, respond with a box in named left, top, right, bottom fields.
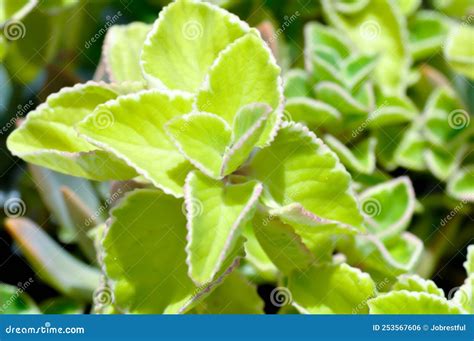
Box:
left=3, top=0, right=473, bottom=314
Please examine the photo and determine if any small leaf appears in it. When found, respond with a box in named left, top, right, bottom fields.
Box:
left=452, top=275, right=473, bottom=313
left=444, top=24, right=474, bottom=79
left=0, top=283, right=39, bottom=314
left=392, top=274, right=445, bottom=297
left=425, top=145, right=466, bottom=181
left=368, top=291, right=463, bottom=314
left=184, top=171, right=262, bottom=285
left=103, top=22, right=151, bottom=82
left=314, top=81, right=369, bottom=116
left=166, top=112, right=232, bottom=179
left=193, top=272, right=264, bottom=314
left=368, top=95, right=418, bottom=128
left=393, top=124, right=427, bottom=171
left=140, top=0, right=249, bottom=92
left=289, top=263, right=376, bottom=314
left=249, top=122, right=364, bottom=228
left=324, top=135, right=376, bottom=174
left=77, top=89, right=194, bottom=198
left=359, top=177, right=416, bottom=238
left=447, top=165, right=474, bottom=202
left=465, top=245, right=474, bottom=275
left=4, top=218, right=100, bottom=301
left=7, top=82, right=137, bottom=180
left=196, top=32, right=283, bottom=147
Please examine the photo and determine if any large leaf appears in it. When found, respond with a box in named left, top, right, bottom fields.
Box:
left=249, top=122, right=364, bottom=228
left=184, top=171, right=261, bottom=285
left=368, top=291, right=463, bottom=314
left=195, top=32, right=283, bottom=146
left=322, top=0, right=410, bottom=95
left=103, top=22, right=151, bottom=82
left=7, top=82, right=137, bottom=180
left=4, top=218, right=100, bottom=301
left=77, top=89, right=194, bottom=197
left=140, top=0, right=249, bottom=92
left=359, top=177, right=415, bottom=238
left=102, top=189, right=237, bottom=314
left=289, top=263, right=376, bottom=314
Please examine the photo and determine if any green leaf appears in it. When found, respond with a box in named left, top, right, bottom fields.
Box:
left=393, top=124, right=427, bottom=171
left=444, top=24, right=474, bottom=79
left=322, top=0, right=410, bottom=95
left=0, top=0, right=36, bottom=23
left=452, top=276, right=473, bottom=313
left=324, top=135, right=376, bottom=174
left=103, top=189, right=240, bottom=314
left=408, top=11, right=449, bottom=61
left=249, top=122, right=364, bottom=228
left=77, top=89, right=194, bottom=198
left=341, top=232, right=423, bottom=276
left=314, top=81, right=369, bottom=116
left=392, top=274, right=445, bottom=297
left=289, top=263, right=376, bottom=314
left=193, top=272, right=264, bottom=314
left=447, top=165, right=474, bottom=202
left=359, top=177, right=415, bottom=238
left=342, top=54, right=378, bottom=90
left=398, top=0, right=421, bottom=15
left=5, top=218, right=100, bottom=301
left=222, top=103, right=272, bottom=175
left=140, top=0, right=249, bottom=92
left=252, top=208, right=315, bottom=275
left=0, top=283, right=39, bottom=314
left=184, top=170, right=261, bottom=285
left=368, top=95, right=418, bottom=128
left=195, top=32, right=283, bottom=147
left=423, top=87, right=470, bottom=148
left=284, top=69, right=311, bottom=98
left=7, top=82, right=138, bottom=180
left=284, top=98, right=341, bottom=129
left=368, top=291, right=463, bottom=314
left=425, top=145, right=466, bottom=181
left=103, top=22, right=151, bottom=82
left=166, top=112, right=232, bottom=179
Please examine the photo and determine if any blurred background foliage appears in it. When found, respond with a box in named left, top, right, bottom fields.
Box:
left=0, top=0, right=473, bottom=313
